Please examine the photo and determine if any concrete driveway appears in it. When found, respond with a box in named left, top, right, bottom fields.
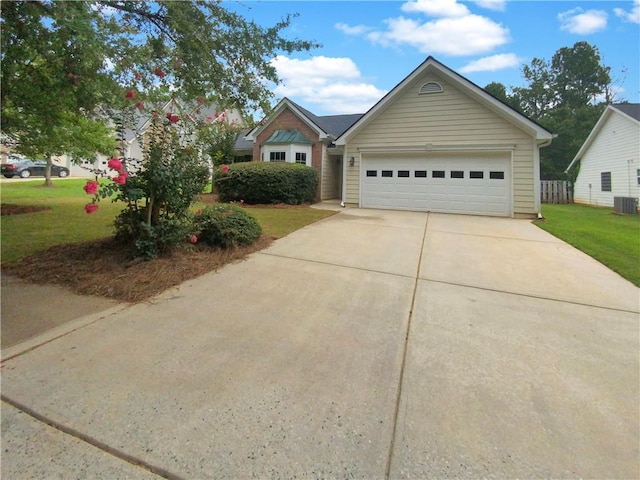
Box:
left=2, top=210, right=638, bottom=479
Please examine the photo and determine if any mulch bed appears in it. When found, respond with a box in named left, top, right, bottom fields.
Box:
left=2, top=235, right=273, bottom=303
left=1, top=204, right=52, bottom=215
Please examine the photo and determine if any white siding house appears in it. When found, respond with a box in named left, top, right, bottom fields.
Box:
left=566, top=104, right=640, bottom=208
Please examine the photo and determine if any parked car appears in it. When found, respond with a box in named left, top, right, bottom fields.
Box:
left=1, top=160, right=70, bottom=178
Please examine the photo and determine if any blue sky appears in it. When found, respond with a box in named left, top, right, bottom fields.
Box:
left=225, top=0, right=640, bottom=115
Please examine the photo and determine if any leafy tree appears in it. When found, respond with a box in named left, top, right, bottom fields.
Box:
left=197, top=118, right=245, bottom=192
left=485, top=42, right=613, bottom=179
left=1, top=1, right=318, bottom=186
left=1, top=1, right=118, bottom=185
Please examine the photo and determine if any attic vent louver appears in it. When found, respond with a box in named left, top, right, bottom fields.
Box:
left=419, top=81, right=443, bottom=94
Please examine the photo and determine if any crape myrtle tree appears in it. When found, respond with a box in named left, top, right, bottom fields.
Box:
left=484, top=41, right=614, bottom=180
left=1, top=0, right=318, bottom=185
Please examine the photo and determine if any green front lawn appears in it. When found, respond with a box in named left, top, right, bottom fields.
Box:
left=1, top=179, right=335, bottom=263
left=535, top=204, right=640, bottom=286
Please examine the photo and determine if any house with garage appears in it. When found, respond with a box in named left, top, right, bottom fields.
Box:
left=565, top=103, right=640, bottom=209
left=245, top=56, right=553, bottom=218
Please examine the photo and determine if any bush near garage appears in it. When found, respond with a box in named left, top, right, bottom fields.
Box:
left=214, top=162, right=318, bottom=205
left=194, top=204, right=262, bottom=248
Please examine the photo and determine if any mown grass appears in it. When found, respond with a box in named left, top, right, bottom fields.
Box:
left=1, top=179, right=335, bottom=264
left=535, top=203, right=640, bottom=286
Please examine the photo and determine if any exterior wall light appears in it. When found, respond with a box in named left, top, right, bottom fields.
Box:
left=349, top=157, right=355, bottom=166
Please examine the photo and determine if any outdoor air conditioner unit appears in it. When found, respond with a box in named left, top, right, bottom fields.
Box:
left=613, top=196, right=638, bottom=214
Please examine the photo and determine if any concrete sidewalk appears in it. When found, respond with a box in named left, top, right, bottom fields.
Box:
left=2, top=210, right=638, bottom=479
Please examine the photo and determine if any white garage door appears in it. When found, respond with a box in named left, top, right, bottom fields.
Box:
left=361, top=154, right=511, bottom=216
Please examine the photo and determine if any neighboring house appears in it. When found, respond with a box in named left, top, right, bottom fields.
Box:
left=245, top=56, right=553, bottom=218
left=565, top=104, right=640, bottom=208
left=66, top=99, right=244, bottom=177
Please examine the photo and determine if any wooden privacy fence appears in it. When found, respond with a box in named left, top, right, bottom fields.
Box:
left=541, top=180, right=572, bottom=204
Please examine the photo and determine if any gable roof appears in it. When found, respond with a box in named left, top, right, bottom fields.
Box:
left=335, top=56, right=553, bottom=145
left=565, top=103, right=640, bottom=172
left=245, top=97, right=363, bottom=142
left=124, top=99, right=243, bottom=143
left=611, top=103, right=640, bottom=122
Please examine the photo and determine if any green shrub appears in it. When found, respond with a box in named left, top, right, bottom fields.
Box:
left=195, top=204, right=262, bottom=248
left=214, top=162, right=318, bottom=205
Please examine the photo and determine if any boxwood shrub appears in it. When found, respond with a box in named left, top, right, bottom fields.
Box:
left=194, top=204, right=262, bottom=248
left=214, top=162, right=318, bottom=205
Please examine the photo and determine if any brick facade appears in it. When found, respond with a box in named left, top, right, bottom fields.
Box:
left=253, top=107, right=323, bottom=171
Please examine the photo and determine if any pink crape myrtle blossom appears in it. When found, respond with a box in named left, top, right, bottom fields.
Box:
left=189, top=235, right=198, bottom=244
left=154, top=67, right=166, bottom=78
left=135, top=101, right=145, bottom=111
left=125, top=90, right=136, bottom=99
left=108, top=157, right=124, bottom=172
left=84, top=203, right=99, bottom=214
left=166, top=112, right=179, bottom=123
left=83, top=180, right=99, bottom=195
left=221, top=164, right=229, bottom=173
left=113, top=171, right=129, bottom=185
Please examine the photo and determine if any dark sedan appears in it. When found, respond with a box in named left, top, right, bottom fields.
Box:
left=1, top=160, right=70, bottom=178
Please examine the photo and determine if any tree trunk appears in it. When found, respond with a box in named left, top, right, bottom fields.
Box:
left=43, top=155, right=53, bottom=187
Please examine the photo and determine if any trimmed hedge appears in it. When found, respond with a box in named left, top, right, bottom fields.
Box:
left=194, top=204, right=262, bottom=248
left=214, top=162, right=318, bottom=205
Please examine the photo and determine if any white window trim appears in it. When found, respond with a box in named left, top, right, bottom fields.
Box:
left=261, top=144, right=312, bottom=167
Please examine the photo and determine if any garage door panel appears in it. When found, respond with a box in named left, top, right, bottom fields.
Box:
left=362, top=155, right=511, bottom=216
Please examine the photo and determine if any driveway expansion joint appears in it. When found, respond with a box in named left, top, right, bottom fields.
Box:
left=258, top=251, right=417, bottom=280
left=1, top=396, right=181, bottom=480
left=420, top=277, right=640, bottom=314
left=385, top=212, right=430, bottom=479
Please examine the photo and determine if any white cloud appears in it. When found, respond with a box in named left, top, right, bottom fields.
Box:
left=614, top=0, right=640, bottom=23
left=459, top=53, right=523, bottom=73
left=335, top=22, right=373, bottom=35
left=270, top=56, right=387, bottom=114
left=558, top=8, right=608, bottom=34
left=473, top=0, right=506, bottom=11
left=401, top=0, right=470, bottom=18
left=368, top=14, right=509, bottom=56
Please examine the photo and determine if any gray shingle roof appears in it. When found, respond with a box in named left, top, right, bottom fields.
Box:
left=234, top=130, right=253, bottom=151
left=612, top=103, right=640, bottom=122
left=287, top=99, right=364, bottom=138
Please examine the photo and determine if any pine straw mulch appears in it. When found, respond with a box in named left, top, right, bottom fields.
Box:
left=1, top=203, right=52, bottom=215
left=2, top=235, right=273, bottom=303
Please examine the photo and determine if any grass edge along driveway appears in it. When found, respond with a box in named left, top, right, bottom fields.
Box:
left=535, top=203, right=640, bottom=287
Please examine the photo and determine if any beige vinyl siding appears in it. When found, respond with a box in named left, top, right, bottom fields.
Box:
left=320, top=146, right=340, bottom=200
left=344, top=72, right=538, bottom=215
left=573, top=112, right=640, bottom=207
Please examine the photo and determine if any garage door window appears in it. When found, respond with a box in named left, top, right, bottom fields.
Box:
left=415, top=170, right=427, bottom=178
left=382, top=170, right=393, bottom=177
left=451, top=171, right=464, bottom=178
left=366, top=170, right=377, bottom=177
left=470, top=171, right=484, bottom=179
left=432, top=170, right=445, bottom=178
left=490, top=171, right=505, bottom=179
left=398, top=170, right=410, bottom=177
